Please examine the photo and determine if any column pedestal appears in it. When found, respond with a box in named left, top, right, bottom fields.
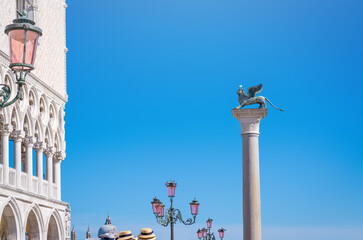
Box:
left=232, top=108, right=267, bottom=240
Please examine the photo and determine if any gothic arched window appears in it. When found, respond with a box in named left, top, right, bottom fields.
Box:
left=16, top=0, right=34, bottom=20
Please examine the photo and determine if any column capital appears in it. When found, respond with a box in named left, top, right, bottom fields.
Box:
left=24, top=136, right=37, bottom=146
left=11, top=130, right=25, bottom=142
left=45, top=147, right=56, bottom=156
left=34, top=142, right=47, bottom=151
left=0, top=124, right=14, bottom=136
left=232, top=108, right=267, bottom=135
left=55, top=151, right=66, bottom=161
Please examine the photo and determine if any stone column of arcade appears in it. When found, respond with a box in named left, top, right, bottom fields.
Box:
left=1, top=124, right=13, bottom=184
left=12, top=130, right=25, bottom=188
left=35, top=142, right=46, bottom=195
left=232, top=108, right=267, bottom=240
left=45, top=147, right=55, bottom=198
left=54, top=151, right=65, bottom=199
left=25, top=136, right=37, bottom=192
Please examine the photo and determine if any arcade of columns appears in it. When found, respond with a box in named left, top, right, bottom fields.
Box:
left=0, top=68, right=66, bottom=200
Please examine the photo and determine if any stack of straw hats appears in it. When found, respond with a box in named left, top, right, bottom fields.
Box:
left=137, top=228, right=156, bottom=240
left=118, top=230, right=135, bottom=240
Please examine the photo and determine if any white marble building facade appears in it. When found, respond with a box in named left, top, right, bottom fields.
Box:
left=0, top=0, right=70, bottom=239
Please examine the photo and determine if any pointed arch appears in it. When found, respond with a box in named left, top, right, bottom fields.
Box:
left=34, top=120, right=43, bottom=142
left=10, top=106, right=21, bottom=130
left=23, top=112, right=34, bottom=137
left=0, top=197, right=23, bottom=240
left=49, top=103, right=57, bottom=129
left=29, top=87, right=39, bottom=119
left=39, top=94, right=49, bottom=125
left=24, top=203, right=44, bottom=240
left=45, top=209, right=63, bottom=240
left=19, top=84, right=29, bottom=111
left=44, top=127, right=53, bottom=147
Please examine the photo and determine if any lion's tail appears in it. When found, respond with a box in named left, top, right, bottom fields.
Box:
left=265, top=98, right=284, bottom=111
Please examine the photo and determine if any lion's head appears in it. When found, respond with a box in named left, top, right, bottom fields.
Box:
left=237, top=88, right=246, bottom=96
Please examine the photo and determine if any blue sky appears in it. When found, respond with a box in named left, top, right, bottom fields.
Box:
left=63, top=0, right=363, bottom=239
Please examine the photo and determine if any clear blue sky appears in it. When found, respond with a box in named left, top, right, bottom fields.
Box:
left=63, top=0, right=363, bottom=239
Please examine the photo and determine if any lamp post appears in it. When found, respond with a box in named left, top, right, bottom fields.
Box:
left=2, top=10, right=42, bottom=108
left=151, top=180, right=200, bottom=240
left=196, top=219, right=226, bottom=240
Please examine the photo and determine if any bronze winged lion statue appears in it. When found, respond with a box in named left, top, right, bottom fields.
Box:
left=235, top=84, right=284, bottom=111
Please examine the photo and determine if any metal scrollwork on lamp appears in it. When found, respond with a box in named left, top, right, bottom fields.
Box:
left=2, top=10, right=42, bottom=108
left=151, top=180, right=200, bottom=240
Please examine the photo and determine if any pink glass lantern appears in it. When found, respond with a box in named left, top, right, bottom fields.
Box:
left=165, top=180, right=177, bottom=197
left=206, top=218, right=213, bottom=228
left=201, top=228, right=207, bottom=238
left=218, top=228, right=226, bottom=239
left=151, top=197, right=161, bottom=214
left=197, top=229, right=202, bottom=239
left=190, top=198, right=200, bottom=215
left=5, top=11, right=42, bottom=72
left=157, top=204, right=165, bottom=217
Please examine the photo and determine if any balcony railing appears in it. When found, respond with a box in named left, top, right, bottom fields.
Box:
left=0, top=163, right=60, bottom=200
left=9, top=168, right=16, bottom=187
left=21, top=172, right=27, bottom=190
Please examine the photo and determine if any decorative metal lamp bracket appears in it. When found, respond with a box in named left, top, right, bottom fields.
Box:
left=0, top=71, right=27, bottom=108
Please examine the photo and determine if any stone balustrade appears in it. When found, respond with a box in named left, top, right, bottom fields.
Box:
left=0, top=162, right=59, bottom=199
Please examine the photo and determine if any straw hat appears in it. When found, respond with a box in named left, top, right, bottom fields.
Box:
left=138, top=228, right=156, bottom=240
left=118, top=230, right=134, bottom=240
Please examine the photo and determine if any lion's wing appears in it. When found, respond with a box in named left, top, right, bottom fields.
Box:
left=247, top=84, right=263, bottom=98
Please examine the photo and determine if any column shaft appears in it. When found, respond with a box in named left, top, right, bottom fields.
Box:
left=1, top=125, right=13, bottom=185
left=35, top=142, right=46, bottom=195
left=54, top=160, right=61, bottom=199
left=25, top=136, right=36, bottom=192
left=45, top=147, right=55, bottom=198
left=242, top=134, right=261, bottom=240
left=12, top=130, right=25, bottom=189
left=13, top=138, right=22, bottom=188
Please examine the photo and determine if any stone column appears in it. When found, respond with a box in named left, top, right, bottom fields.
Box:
left=232, top=108, right=267, bottom=240
left=45, top=147, right=55, bottom=198
left=12, top=130, right=25, bottom=188
left=34, top=142, right=46, bottom=195
left=24, top=136, right=36, bottom=192
left=1, top=124, right=13, bottom=185
left=55, top=151, right=65, bottom=199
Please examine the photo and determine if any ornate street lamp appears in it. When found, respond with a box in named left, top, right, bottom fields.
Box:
left=218, top=228, right=226, bottom=240
left=151, top=180, right=200, bottom=240
left=197, top=229, right=203, bottom=240
left=2, top=10, right=42, bottom=108
left=196, top=219, right=226, bottom=240
left=206, top=218, right=213, bottom=228
left=151, top=197, right=161, bottom=214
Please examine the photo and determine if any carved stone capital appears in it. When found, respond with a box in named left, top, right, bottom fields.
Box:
left=34, top=142, right=47, bottom=151
left=232, top=108, right=267, bottom=135
left=45, top=147, right=56, bottom=157
left=24, top=136, right=37, bottom=147
left=11, top=130, right=25, bottom=142
left=0, top=124, right=14, bottom=136
left=55, top=151, right=66, bottom=161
